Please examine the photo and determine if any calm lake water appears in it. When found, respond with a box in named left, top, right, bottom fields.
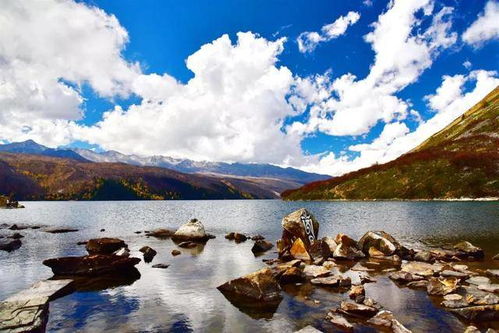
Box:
left=1, top=200, right=498, bottom=332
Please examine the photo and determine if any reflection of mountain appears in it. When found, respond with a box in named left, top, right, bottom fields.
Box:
left=283, top=87, right=499, bottom=200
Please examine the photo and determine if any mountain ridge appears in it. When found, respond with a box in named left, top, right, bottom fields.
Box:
left=281, top=86, right=499, bottom=200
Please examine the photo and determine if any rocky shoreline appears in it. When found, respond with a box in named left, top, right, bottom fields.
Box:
left=1, top=209, right=498, bottom=332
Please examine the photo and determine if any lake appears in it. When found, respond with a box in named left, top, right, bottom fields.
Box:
left=1, top=200, right=498, bottom=332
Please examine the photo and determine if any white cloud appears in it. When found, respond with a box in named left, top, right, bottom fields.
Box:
left=463, top=1, right=499, bottom=47
left=74, top=33, right=304, bottom=164
left=297, top=11, right=360, bottom=53
left=302, top=70, right=499, bottom=176
left=463, top=60, right=472, bottom=69
left=290, top=0, right=457, bottom=138
left=0, top=0, right=142, bottom=146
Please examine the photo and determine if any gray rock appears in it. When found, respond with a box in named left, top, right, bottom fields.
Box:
left=327, top=312, right=353, bottom=332
left=486, top=269, right=499, bottom=278
left=0, top=279, right=73, bottom=333
left=311, top=275, right=351, bottom=287
left=303, top=265, right=331, bottom=278
left=466, top=276, right=491, bottom=286
left=478, top=284, right=499, bottom=293
left=440, top=270, right=469, bottom=279
left=401, top=261, right=443, bottom=277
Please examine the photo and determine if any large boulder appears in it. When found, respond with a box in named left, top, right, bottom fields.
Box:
left=290, top=238, right=312, bottom=261
left=43, top=255, right=140, bottom=276
left=308, top=239, right=331, bottom=264
left=278, top=209, right=319, bottom=258
left=85, top=238, right=127, bottom=255
left=217, top=268, right=282, bottom=307
left=358, top=231, right=400, bottom=256
left=172, top=219, right=211, bottom=242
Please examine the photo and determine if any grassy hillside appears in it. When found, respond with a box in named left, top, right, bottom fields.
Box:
left=282, top=86, right=499, bottom=200
left=0, top=153, right=282, bottom=200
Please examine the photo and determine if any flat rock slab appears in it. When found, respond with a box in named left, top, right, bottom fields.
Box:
left=0, top=279, right=73, bottom=332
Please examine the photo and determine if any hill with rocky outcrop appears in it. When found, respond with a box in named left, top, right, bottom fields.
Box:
left=282, top=86, right=499, bottom=200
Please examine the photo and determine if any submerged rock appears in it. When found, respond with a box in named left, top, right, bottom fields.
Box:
left=9, top=232, right=24, bottom=239
left=139, top=246, right=157, bottom=263
left=178, top=241, right=198, bottom=248
left=43, top=255, right=140, bottom=276
left=449, top=304, right=499, bottom=322
left=389, top=271, right=424, bottom=283
left=152, top=263, right=170, bottom=269
left=217, top=268, right=282, bottom=308
left=0, top=238, right=21, bottom=252
left=86, top=238, right=127, bottom=255
left=278, top=208, right=319, bottom=258
left=0, top=279, right=74, bottom=333
left=294, top=325, right=323, bottom=333
left=171, top=249, right=181, bottom=256
left=173, top=219, right=211, bottom=242
left=251, top=240, right=274, bottom=254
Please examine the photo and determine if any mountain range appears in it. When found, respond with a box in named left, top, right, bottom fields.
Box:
left=0, top=140, right=328, bottom=200
left=282, top=86, right=499, bottom=200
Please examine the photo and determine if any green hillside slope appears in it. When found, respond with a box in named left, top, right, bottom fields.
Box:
left=282, top=86, right=499, bottom=200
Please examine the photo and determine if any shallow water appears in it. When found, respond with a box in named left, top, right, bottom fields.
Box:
left=0, top=200, right=498, bottom=332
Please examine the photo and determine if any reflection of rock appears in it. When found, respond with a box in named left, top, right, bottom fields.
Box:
left=217, top=268, right=282, bottom=319
left=60, top=269, right=141, bottom=291
left=139, top=246, right=157, bottom=263
left=0, top=238, right=21, bottom=252
left=278, top=209, right=319, bottom=258
left=86, top=238, right=127, bottom=255
left=251, top=240, right=273, bottom=254
left=178, top=241, right=197, bottom=248
left=44, top=227, right=79, bottom=234
left=43, top=255, right=140, bottom=276
left=427, top=277, right=459, bottom=296
left=453, top=241, right=484, bottom=259
left=0, top=279, right=74, bottom=333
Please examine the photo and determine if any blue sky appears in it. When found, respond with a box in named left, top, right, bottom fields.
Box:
left=1, top=0, right=498, bottom=175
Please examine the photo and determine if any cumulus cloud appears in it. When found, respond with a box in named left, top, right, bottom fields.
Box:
left=302, top=70, right=499, bottom=176
left=0, top=0, right=141, bottom=146
left=462, top=1, right=499, bottom=47
left=289, top=0, right=457, bottom=138
left=74, top=33, right=304, bottom=164
left=297, top=11, right=360, bottom=53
